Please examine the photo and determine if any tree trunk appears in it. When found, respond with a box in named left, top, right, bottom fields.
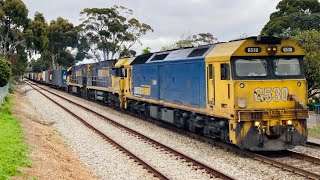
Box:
left=51, top=55, right=56, bottom=70
left=102, top=50, right=107, bottom=61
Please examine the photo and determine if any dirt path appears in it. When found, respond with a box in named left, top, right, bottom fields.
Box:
left=11, top=85, right=98, bottom=180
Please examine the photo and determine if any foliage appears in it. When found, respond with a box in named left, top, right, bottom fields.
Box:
left=176, top=33, right=218, bottom=48
left=307, top=95, right=320, bottom=111
left=47, top=17, right=78, bottom=69
left=79, top=5, right=153, bottom=61
left=11, top=44, right=28, bottom=76
left=30, top=57, right=50, bottom=72
left=291, top=30, right=320, bottom=98
left=141, top=47, right=151, bottom=54
left=0, top=0, right=29, bottom=58
left=24, top=12, right=49, bottom=55
left=8, top=83, right=14, bottom=93
left=261, top=0, right=320, bottom=37
left=0, top=57, right=11, bottom=87
left=0, top=95, right=31, bottom=179
left=161, top=32, right=218, bottom=51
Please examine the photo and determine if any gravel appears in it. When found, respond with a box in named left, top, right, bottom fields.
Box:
left=25, top=83, right=309, bottom=179
left=23, top=85, right=158, bottom=180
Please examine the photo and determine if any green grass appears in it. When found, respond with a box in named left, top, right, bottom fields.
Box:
left=0, top=95, right=31, bottom=179
left=308, top=126, right=320, bottom=138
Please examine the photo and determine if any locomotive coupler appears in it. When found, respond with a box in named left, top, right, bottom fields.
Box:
left=285, top=126, right=294, bottom=145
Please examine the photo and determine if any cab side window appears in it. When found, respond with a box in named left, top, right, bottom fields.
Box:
left=221, top=63, right=230, bottom=80
left=115, top=67, right=127, bottom=77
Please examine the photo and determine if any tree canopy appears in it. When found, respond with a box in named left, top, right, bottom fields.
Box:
left=161, top=32, right=218, bottom=51
left=261, top=0, right=320, bottom=36
left=25, top=12, right=49, bottom=55
left=0, top=0, right=28, bottom=58
left=79, top=5, right=153, bottom=61
left=46, top=17, right=78, bottom=69
left=291, top=30, right=320, bottom=98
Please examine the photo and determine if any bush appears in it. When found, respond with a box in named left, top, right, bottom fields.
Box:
left=0, top=57, right=12, bottom=87
left=9, top=85, right=14, bottom=94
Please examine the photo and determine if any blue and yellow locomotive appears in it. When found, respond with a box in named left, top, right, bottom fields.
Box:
left=67, top=36, right=308, bottom=151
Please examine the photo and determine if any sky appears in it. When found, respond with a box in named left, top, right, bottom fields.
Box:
left=22, top=0, right=280, bottom=54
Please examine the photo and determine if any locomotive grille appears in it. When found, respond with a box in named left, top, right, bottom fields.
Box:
left=237, top=109, right=309, bottom=121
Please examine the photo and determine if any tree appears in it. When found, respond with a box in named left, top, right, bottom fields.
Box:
left=291, top=30, right=320, bottom=98
left=261, top=0, right=320, bottom=37
left=0, top=0, right=29, bottom=58
left=176, top=33, right=218, bottom=48
left=0, top=57, right=11, bottom=86
left=47, top=17, right=78, bottom=69
left=79, top=5, right=153, bottom=61
left=141, top=47, right=151, bottom=54
left=161, top=32, right=218, bottom=51
left=24, top=12, right=49, bottom=56
left=12, top=44, right=27, bottom=75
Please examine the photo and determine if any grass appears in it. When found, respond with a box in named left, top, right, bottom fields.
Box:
left=308, top=126, right=320, bottom=138
left=0, top=95, right=31, bottom=179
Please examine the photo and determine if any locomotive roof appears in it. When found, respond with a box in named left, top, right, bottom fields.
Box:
left=128, top=45, right=216, bottom=65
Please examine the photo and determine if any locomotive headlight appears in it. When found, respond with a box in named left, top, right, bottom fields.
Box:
left=287, top=120, right=293, bottom=126
left=254, top=121, right=260, bottom=127
left=237, top=97, right=247, bottom=108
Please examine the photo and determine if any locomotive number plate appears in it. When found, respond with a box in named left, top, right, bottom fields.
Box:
left=245, top=47, right=261, bottom=53
left=281, top=46, right=295, bottom=53
left=254, top=87, right=289, bottom=102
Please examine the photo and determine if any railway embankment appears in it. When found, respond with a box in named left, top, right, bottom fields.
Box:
left=7, top=85, right=97, bottom=180
left=0, top=93, right=31, bottom=179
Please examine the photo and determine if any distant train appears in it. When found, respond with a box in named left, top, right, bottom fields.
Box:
left=27, top=36, right=309, bottom=151
left=26, top=70, right=68, bottom=89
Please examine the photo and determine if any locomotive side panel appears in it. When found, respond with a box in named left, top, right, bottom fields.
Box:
left=159, top=60, right=206, bottom=108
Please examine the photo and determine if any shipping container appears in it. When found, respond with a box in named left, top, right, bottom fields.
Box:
left=52, top=70, right=67, bottom=88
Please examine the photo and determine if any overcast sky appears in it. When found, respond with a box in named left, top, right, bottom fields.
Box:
left=22, top=0, right=280, bottom=53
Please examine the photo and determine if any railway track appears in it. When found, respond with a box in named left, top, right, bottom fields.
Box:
left=26, top=81, right=234, bottom=180
left=27, top=80, right=320, bottom=179
left=305, top=141, right=320, bottom=149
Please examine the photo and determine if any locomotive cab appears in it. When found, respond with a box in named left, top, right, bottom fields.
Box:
left=206, top=37, right=308, bottom=151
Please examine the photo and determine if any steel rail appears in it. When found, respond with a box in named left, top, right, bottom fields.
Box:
left=306, top=141, right=320, bottom=149
left=27, top=82, right=170, bottom=180
left=288, top=151, right=320, bottom=165
left=27, top=81, right=234, bottom=180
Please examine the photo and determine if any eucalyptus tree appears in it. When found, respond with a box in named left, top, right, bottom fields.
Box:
left=0, top=0, right=28, bottom=58
left=47, top=17, right=78, bottom=69
left=24, top=12, right=49, bottom=56
left=261, top=0, right=320, bottom=37
left=291, top=30, right=320, bottom=98
left=161, top=32, right=218, bottom=51
left=79, top=5, right=153, bottom=61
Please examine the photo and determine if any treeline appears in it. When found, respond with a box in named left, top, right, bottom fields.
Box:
left=0, top=1, right=156, bottom=75
left=1, top=0, right=320, bottom=98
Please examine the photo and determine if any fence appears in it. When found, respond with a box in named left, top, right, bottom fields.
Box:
left=0, top=84, right=9, bottom=107
left=308, top=113, right=320, bottom=127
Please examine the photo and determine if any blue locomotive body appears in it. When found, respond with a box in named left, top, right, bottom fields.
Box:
left=132, top=58, right=206, bottom=109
